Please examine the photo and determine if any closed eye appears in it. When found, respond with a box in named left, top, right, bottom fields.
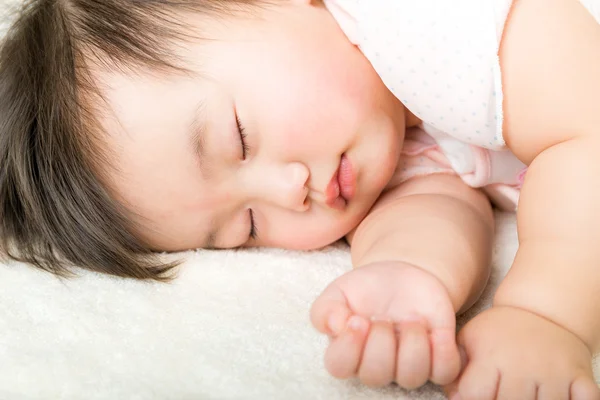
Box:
left=236, top=115, right=250, bottom=159
left=235, top=114, right=257, bottom=240
left=248, top=209, right=259, bottom=240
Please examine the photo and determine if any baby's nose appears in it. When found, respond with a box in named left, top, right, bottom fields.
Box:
left=265, top=162, right=310, bottom=212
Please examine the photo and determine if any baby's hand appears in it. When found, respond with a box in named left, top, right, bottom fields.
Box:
left=445, top=306, right=600, bottom=400
left=310, top=261, right=461, bottom=389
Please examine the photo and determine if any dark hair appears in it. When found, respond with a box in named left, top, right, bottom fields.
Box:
left=0, top=0, right=259, bottom=280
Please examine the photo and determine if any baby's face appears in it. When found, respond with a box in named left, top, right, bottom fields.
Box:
left=96, top=1, right=408, bottom=251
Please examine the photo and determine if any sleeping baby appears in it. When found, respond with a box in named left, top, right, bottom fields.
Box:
left=1, top=0, right=599, bottom=398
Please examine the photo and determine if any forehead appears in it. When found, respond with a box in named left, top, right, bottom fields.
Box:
left=96, top=70, right=197, bottom=159
left=91, top=68, right=214, bottom=242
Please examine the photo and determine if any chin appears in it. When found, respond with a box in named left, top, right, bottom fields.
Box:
left=298, top=223, right=355, bottom=249
left=335, top=208, right=369, bottom=239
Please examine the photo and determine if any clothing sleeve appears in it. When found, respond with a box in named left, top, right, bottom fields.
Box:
left=386, top=128, right=457, bottom=189
left=388, top=128, right=523, bottom=211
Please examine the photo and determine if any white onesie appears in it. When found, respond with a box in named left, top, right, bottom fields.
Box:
left=324, top=0, right=600, bottom=210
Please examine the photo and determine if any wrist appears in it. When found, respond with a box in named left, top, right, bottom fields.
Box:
left=369, top=259, right=473, bottom=314
left=483, top=304, right=594, bottom=357
left=493, top=242, right=600, bottom=352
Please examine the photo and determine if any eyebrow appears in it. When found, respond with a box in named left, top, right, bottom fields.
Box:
left=189, top=101, right=210, bottom=178
left=188, top=101, right=220, bottom=249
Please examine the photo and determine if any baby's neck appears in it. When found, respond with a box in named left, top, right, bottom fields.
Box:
left=405, top=107, right=421, bottom=129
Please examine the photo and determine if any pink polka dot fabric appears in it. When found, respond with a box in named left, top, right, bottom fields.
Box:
left=325, top=0, right=524, bottom=210
left=326, top=0, right=600, bottom=210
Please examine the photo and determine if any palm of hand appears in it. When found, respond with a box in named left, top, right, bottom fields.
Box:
left=310, top=261, right=461, bottom=388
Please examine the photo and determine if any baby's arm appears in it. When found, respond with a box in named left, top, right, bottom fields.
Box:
left=311, top=173, right=493, bottom=388
left=445, top=0, right=600, bottom=398
left=497, top=0, right=600, bottom=356
left=349, top=173, right=494, bottom=314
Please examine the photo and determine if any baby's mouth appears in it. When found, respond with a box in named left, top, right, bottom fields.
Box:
left=325, top=153, right=355, bottom=210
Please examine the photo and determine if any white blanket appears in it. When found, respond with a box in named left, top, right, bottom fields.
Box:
left=0, top=212, right=597, bottom=399
left=0, top=2, right=598, bottom=398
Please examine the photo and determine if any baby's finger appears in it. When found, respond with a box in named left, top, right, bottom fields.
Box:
left=358, top=320, right=397, bottom=387
left=443, top=380, right=460, bottom=400
left=429, top=328, right=461, bottom=385
left=395, top=321, right=431, bottom=389
left=455, top=362, right=499, bottom=400
left=310, top=285, right=351, bottom=336
left=570, top=376, right=600, bottom=400
left=495, top=378, right=537, bottom=400
left=325, top=315, right=370, bottom=379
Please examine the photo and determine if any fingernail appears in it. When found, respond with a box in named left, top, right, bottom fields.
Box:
left=449, top=393, right=462, bottom=400
left=347, top=316, right=366, bottom=332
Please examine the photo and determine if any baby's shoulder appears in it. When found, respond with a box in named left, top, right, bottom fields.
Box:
left=500, top=0, right=600, bottom=162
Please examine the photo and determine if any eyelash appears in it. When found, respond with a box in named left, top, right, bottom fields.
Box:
left=236, top=114, right=258, bottom=240
left=236, top=115, right=250, bottom=159
left=248, top=209, right=259, bottom=240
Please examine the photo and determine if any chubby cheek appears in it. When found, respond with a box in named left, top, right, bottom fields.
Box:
left=253, top=89, right=357, bottom=159
left=265, top=225, right=345, bottom=250
left=245, top=61, right=371, bottom=156
left=255, top=209, right=363, bottom=250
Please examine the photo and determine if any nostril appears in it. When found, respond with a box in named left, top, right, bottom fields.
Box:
left=300, top=186, right=311, bottom=210
left=301, top=197, right=311, bottom=211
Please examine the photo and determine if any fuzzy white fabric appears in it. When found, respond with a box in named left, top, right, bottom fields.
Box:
left=0, top=2, right=598, bottom=398
left=0, top=212, right=597, bottom=400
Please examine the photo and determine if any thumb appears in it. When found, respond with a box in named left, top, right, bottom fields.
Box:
left=310, top=284, right=352, bottom=336
left=442, top=344, right=467, bottom=398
